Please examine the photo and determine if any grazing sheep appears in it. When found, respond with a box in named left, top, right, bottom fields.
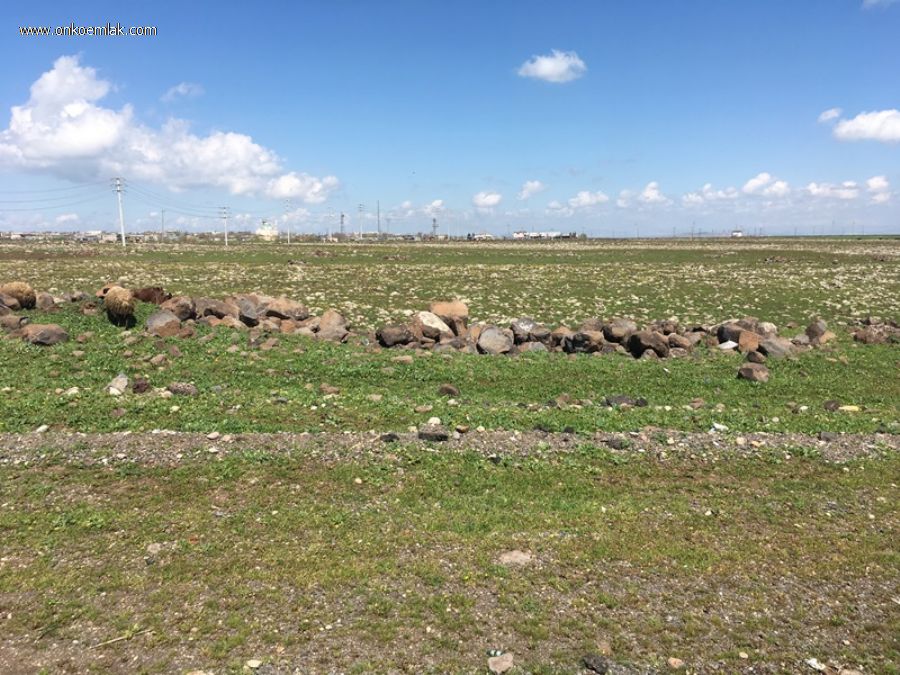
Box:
left=98, top=285, right=136, bottom=327
left=0, top=281, right=36, bottom=310
left=132, top=287, right=172, bottom=305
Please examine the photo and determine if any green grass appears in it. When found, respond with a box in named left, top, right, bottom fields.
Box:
left=1, top=449, right=897, bottom=672
left=0, top=300, right=897, bottom=434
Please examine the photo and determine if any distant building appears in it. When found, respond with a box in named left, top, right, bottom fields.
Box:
left=256, top=223, right=278, bottom=241
left=731, top=229, right=745, bottom=238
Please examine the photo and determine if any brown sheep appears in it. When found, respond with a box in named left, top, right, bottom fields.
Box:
left=0, top=281, right=36, bottom=310
left=132, top=287, right=172, bottom=305
left=98, top=285, right=136, bottom=327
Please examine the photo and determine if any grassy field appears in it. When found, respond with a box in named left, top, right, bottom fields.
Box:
left=1, top=443, right=897, bottom=673
left=1, top=237, right=898, bottom=330
left=0, top=237, right=897, bottom=673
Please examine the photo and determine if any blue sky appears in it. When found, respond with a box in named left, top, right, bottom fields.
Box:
left=0, top=1, right=898, bottom=236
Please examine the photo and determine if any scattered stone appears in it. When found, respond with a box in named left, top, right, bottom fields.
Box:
left=107, top=374, right=129, bottom=396
left=377, top=324, right=413, bottom=347
left=604, top=395, right=647, bottom=408
left=316, top=309, right=349, bottom=342
left=838, top=405, right=860, bottom=412
left=498, top=550, right=533, bottom=566
left=380, top=432, right=400, bottom=443
left=167, top=382, right=199, bottom=396
left=149, top=354, right=168, bottom=367
left=19, top=323, right=68, bottom=346
left=738, top=363, right=770, bottom=383
left=627, top=330, right=669, bottom=358
left=35, top=292, right=56, bottom=310
left=367, top=393, right=383, bottom=402
left=146, top=310, right=182, bottom=338
left=759, top=336, right=794, bottom=359
left=746, top=350, right=766, bottom=364
left=320, top=383, right=340, bottom=395
left=391, top=354, right=414, bottom=365
left=160, top=295, right=196, bottom=321
left=819, top=431, right=838, bottom=442
left=806, top=318, right=828, bottom=342
left=667, top=657, right=685, bottom=670
left=477, top=325, right=513, bottom=355
left=438, top=383, right=460, bottom=397
left=717, top=340, right=738, bottom=351
left=417, top=424, right=450, bottom=442
left=737, top=330, right=760, bottom=353
left=245, top=659, right=262, bottom=670
left=823, top=400, right=841, bottom=412
left=411, top=311, right=453, bottom=341
left=132, top=378, right=151, bottom=394
left=582, top=654, right=611, bottom=674
left=487, top=652, right=514, bottom=674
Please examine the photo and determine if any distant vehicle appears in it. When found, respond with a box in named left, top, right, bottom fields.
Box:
left=731, top=229, right=745, bottom=238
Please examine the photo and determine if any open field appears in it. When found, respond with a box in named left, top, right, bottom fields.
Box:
left=1, top=237, right=898, bottom=673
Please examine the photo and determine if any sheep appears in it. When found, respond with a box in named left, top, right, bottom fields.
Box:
left=97, top=285, right=136, bottom=327
left=132, top=287, right=172, bottom=305
left=0, top=281, right=36, bottom=310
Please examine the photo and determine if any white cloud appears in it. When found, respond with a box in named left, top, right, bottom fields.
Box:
left=0, top=55, right=337, bottom=202
left=424, top=199, right=444, bottom=217
left=161, top=82, right=204, bottom=102
left=517, top=50, right=587, bottom=83
left=545, top=199, right=573, bottom=217
left=472, top=191, right=502, bottom=208
left=567, top=190, right=609, bottom=208
left=616, top=189, right=633, bottom=209
left=818, top=108, right=842, bottom=123
left=866, top=175, right=891, bottom=203
left=517, top=179, right=546, bottom=200
left=833, top=109, right=900, bottom=142
left=265, top=172, right=339, bottom=203
left=806, top=181, right=860, bottom=200
left=681, top=192, right=704, bottom=206
left=742, top=172, right=772, bottom=194
left=55, top=213, right=79, bottom=225
left=862, top=0, right=898, bottom=8
left=639, top=181, right=669, bottom=204
left=763, top=180, right=791, bottom=198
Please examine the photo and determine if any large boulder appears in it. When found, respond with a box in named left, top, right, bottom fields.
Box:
left=0, top=315, right=27, bottom=332
left=161, top=295, right=196, bottom=321
left=562, top=331, right=605, bottom=354
left=737, top=330, right=760, bottom=353
left=0, top=293, right=21, bottom=311
left=264, top=296, right=309, bottom=321
left=316, top=309, right=349, bottom=342
left=377, top=324, right=413, bottom=347
left=477, top=325, right=513, bottom=354
left=510, top=317, right=538, bottom=344
left=717, top=322, right=744, bottom=344
left=35, top=292, right=56, bottom=311
left=411, top=311, right=453, bottom=341
left=20, top=323, right=68, bottom=346
left=738, top=362, right=770, bottom=383
left=759, top=336, right=794, bottom=360
left=194, top=297, right=239, bottom=320
left=603, top=318, right=637, bottom=343
left=146, top=310, right=182, bottom=338
left=627, top=330, right=669, bottom=358
left=234, top=296, right=260, bottom=327
left=805, top=318, right=828, bottom=343
left=429, top=300, right=469, bottom=335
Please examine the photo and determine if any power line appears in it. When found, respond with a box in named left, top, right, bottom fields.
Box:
left=0, top=193, right=108, bottom=212
left=0, top=180, right=108, bottom=195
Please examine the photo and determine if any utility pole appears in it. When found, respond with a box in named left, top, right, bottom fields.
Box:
left=358, top=203, right=364, bottom=239
left=284, top=199, right=292, bottom=244
left=432, top=217, right=438, bottom=239
left=161, top=208, right=165, bottom=241
left=340, top=212, right=345, bottom=237
left=377, top=200, right=381, bottom=238
left=220, top=206, right=230, bottom=247
left=114, top=177, right=126, bottom=248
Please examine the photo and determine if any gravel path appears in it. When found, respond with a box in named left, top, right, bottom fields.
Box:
left=1, top=429, right=896, bottom=466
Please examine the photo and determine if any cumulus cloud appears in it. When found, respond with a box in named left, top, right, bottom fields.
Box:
left=866, top=175, right=891, bottom=203
left=265, top=172, right=339, bottom=203
left=424, top=199, right=444, bottom=217
left=832, top=109, right=900, bottom=142
left=472, top=191, right=503, bottom=209
left=616, top=190, right=633, bottom=209
left=545, top=199, right=574, bottom=217
left=517, top=179, right=546, bottom=200
left=517, top=50, right=587, bottom=83
left=818, top=108, right=842, bottom=123
left=0, top=55, right=337, bottom=202
left=742, top=172, right=772, bottom=194
left=806, top=181, right=861, bottom=200
left=567, top=190, right=608, bottom=208
left=639, top=181, right=669, bottom=204
left=161, top=82, right=204, bottom=102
